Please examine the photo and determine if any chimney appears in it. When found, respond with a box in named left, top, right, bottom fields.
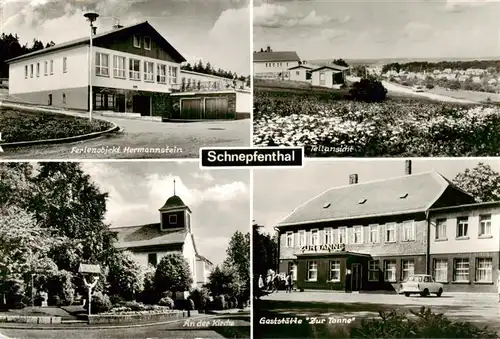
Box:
left=266, top=46, right=271, bottom=52
left=405, top=160, right=412, bottom=175
left=349, top=174, right=358, bottom=185
left=92, top=26, right=97, bottom=35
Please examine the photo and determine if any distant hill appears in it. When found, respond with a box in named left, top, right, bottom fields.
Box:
left=304, top=57, right=500, bottom=67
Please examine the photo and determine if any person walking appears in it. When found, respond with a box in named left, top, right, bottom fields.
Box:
left=287, top=272, right=293, bottom=293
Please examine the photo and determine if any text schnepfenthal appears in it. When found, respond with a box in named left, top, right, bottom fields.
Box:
left=183, top=319, right=235, bottom=327
left=259, top=316, right=355, bottom=325
left=71, top=146, right=183, bottom=155
left=200, top=147, right=303, bottom=167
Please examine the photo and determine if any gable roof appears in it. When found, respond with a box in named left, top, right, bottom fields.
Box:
left=310, top=64, right=349, bottom=72
left=6, top=21, right=186, bottom=64
left=112, top=223, right=187, bottom=249
left=253, top=51, right=300, bottom=62
left=278, top=171, right=473, bottom=227
left=288, top=65, right=312, bottom=70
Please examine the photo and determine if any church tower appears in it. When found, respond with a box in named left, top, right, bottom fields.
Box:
left=158, top=179, right=192, bottom=233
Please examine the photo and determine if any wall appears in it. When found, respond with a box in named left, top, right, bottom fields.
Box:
left=132, top=250, right=180, bottom=267
left=289, top=68, right=308, bottom=82
left=253, top=60, right=300, bottom=78
left=311, top=69, right=334, bottom=88
left=7, top=87, right=88, bottom=111
left=183, top=234, right=198, bottom=289
left=236, top=91, right=251, bottom=113
left=9, top=45, right=89, bottom=95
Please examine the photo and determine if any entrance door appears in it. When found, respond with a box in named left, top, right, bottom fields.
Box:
left=48, top=94, right=52, bottom=106
left=133, top=95, right=151, bottom=116
left=180, top=98, right=203, bottom=119
left=205, top=97, right=229, bottom=119
left=116, top=94, right=125, bottom=112
left=351, top=264, right=362, bottom=291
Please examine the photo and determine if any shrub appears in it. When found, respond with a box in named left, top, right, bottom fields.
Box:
left=84, top=292, right=112, bottom=314
left=138, top=265, right=157, bottom=305
left=349, top=79, right=387, bottom=103
left=107, top=251, right=143, bottom=301
left=187, top=298, right=195, bottom=311
left=46, top=270, right=75, bottom=306
left=426, top=84, right=435, bottom=89
left=109, top=295, right=125, bottom=306
left=4, top=279, right=25, bottom=309
left=214, top=295, right=226, bottom=310
left=351, top=307, right=497, bottom=338
left=154, top=254, right=193, bottom=296
left=48, top=295, right=61, bottom=307
left=161, top=291, right=173, bottom=299
left=123, top=301, right=146, bottom=311
left=158, top=297, right=175, bottom=309
left=189, top=288, right=210, bottom=311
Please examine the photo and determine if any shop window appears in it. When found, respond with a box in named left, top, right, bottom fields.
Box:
left=368, top=260, right=379, bottom=281
left=433, top=259, right=448, bottom=282
left=329, top=260, right=341, bottom=282
left=453, top=258, right=469, bottom=282
left=307, top=261, right=317, bottom=281
left=476, top=258, right=492, bottom=282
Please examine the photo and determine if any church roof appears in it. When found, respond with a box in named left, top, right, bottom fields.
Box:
left=159, top=194, right=191, bottom=212
left=112, top=223, right=187, bottom=249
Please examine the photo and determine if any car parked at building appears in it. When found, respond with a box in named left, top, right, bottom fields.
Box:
left=400, top=274, right=444, bottom=297
left=412, top=85, right=425, bottom=92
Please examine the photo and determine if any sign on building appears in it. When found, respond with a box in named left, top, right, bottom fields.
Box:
left=299, top=243, right=346, bottom=254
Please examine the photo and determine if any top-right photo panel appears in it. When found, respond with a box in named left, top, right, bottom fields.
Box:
left=252, top=0, right=500, bottom=157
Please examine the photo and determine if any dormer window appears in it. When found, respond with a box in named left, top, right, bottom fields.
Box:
left=358, top=198, right=367, bottom=204
left=169, top=214, right=177, bottom=224
left=400, top=193, right=408, bottom=199
left=144, top=36, right=151, bottom=50
left=133, top=34, right=141, bottom=48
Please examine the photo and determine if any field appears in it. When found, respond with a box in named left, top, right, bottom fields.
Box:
left=252, top=88, right=500, bottom=157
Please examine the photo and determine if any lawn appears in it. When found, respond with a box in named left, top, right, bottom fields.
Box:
left=0, top=108, right=113, bottom=143
left=252, top=88, right=500, bottom=157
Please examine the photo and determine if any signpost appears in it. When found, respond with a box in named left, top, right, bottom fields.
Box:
left=78, top=263, right=101, bottom=317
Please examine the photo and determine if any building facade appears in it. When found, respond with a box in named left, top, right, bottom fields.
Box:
left=253, top=47, right=300, bottom=79
left=310, top=65, right=348, bottom=88
left=275, top=161, right=493, bottom=293
left=112, top=191, right=212, bottom=290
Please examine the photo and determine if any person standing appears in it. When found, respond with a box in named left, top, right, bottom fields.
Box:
left=258, top=274, right=264, bottom=290
left=284, top=273, right=290, bottom=293
left=287, top=272, right=293, bottom=293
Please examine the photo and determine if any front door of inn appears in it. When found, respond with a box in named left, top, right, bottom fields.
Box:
left=351, top=263, right=362, bottom=291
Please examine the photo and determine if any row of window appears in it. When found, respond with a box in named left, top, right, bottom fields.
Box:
left=95, top=52, right=178, bottom=84
left=435, top=215, right=492, bottom=240
left=264, top=62, right=290, bottom=67
left=133, top=34, right=152, bottom=50
left=433, top=258, right=493, bottom=283
left=285, top=222, right=416, bottom=248
left=24, top=58, right=66, bottom=78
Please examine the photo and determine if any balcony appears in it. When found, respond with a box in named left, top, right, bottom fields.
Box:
left=171, top=80, right=247, bottom=93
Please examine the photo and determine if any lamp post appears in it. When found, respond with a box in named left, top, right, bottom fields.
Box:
left=84, top=12, right=99, bottom=122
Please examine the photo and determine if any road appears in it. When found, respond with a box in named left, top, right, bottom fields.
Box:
left=0, top=114, right=250, bottom=159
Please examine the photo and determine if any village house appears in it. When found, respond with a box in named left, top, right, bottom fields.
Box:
left=253, top=47, right=301, bottom=80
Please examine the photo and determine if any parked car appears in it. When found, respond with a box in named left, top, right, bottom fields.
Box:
left=412, top=85, right=425, bottom=92
left=400, top=274, right=443, bottom=297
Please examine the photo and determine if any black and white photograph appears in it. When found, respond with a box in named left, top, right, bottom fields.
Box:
left=0, top=161, right=250, bottom=339
left=0, top=0, right=251, bottom=159
left=252, top=0, right=500, bottom=157
left=253, top=158, right=500, bottom=338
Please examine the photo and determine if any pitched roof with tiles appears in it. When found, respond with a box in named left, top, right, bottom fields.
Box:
left=278, top=172, right=473, bottom=227
left=6, top=21, right=186, bottom=64
left=112, top=223, right=187, bottom=249
left=253, top=51, right=301, bottom=62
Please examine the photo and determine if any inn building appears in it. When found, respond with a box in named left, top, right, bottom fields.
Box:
left=276, top=160, right=500, bottom=293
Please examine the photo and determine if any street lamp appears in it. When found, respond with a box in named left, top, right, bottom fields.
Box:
left=84, top=12, right=99, bottom=122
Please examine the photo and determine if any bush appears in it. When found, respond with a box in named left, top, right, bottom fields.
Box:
left=349, top=79, right=387, bottom=103
left=48, top=295, right=61, bottom=307
left=84, top=292, right=112, bottom=314
left=123, top=301, right=146, bottom=311
left=107, top=251, right=143, bottom=301
left=161, top=291, right=173, bottom=299
left=154, top=254, right=193, bottom=295
left=46, top=270, right=75, bottom=306
left=189, top=288, right=210, bottom=311
left=187, top=298, right=195, bottom=311
left=426, top=84, right=435, bottom=89
left=4, top=279, right=25, bottom=309
left=213, top=295, right=226, bottom=310
left=158, top=297, right=175, bottom=309
left=109, top=295, right=125, bottom=306
left=351, top=307, right=497, bottom=338
left=138, top=265, right=157, bottom=305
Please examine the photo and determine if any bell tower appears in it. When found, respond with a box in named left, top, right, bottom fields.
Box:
left=159, top=179, right=192, bottom=232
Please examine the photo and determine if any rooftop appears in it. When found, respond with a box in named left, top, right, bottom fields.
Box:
left=112, top=223, right=187, bottom=249
left=253, top=51, right=301, bottom=62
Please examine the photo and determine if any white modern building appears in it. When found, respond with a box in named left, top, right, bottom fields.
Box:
left=253, top=47, right=301, bottom=79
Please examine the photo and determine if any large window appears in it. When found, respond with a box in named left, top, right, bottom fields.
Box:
left=402, top=221, right=415, bottom=241
left=329, top=260, right=341, bottom=282
left=386, top=223, right=396, bottom=242
left=144, top=61, right=154, bottom=82
left=338, top=227, right=347, bottom=244
left=401, top=259, right=415, bottom=281
left=476, top=258, right=493, bottom=282
left=95, top=52, right=109, bottom=76
left=286, top=231, right=293, bottom=248
left=299, top=230, right=306, bottom=246
left=129, top=59, right=140, bottom=80
left=310, top=229, right=319, bottom=245
left=453, top=258, right=469, bottom=282
left=479, top=215, right=492, bottom=236
left=384, top=260, right=397, bottom=282
left=113, top=55, right=126, bottom=78
left=307, top=261, right=317, bottom=281
left=457, top=217, right=468, bottom=238
left=144, top=36, right=151, bottom=50
left=63, top=57, right=67, bottom=73
left=368, top=260, right=380, bottom=281
left=434, top=259, right=448, bottom=282
left=353, top=226, right=363, bottom=244
left=436, top=219, right=447, bottom=239
left=369, top=225, right=379, bottom=243
left=157, top=64, right=166, bottom=83
left=324, top=228, right=333, bottom=244
left=148, top=253, right=157, bottom=267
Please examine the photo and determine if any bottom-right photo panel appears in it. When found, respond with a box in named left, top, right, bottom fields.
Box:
left=252, top=158, right=500, bottom=339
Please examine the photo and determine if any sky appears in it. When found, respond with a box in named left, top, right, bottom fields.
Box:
left=81, top=161, right=250, bottom=267
left=253, top=0, right=500, bottom=61
left=0, top=0, right=250, bottom=75
left=253, top=158, right=500, bottom=234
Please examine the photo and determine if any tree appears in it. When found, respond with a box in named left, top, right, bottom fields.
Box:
left=223, top=231, right=250, bottom=285
left=252, top=222, right=278, bottom=277
left=453, top=163, right=500, bottom=202
left=333, top=58, right=349, bottom=67
left=154, top=253, right=193, bottom=294
left=107, top=251, right=143, bottom=301
left=205, top=265, right=242, bottom=297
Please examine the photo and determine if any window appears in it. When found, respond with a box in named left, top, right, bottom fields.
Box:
left=384, top=260, right=397, bottom=282
left=479, top=215, right=491, bottom=236
left=319, top=72, right=325, bottom=85
left=95, top=52, right=109, bottom=76
left=30, top=64, right=33, bottom=78
left=353, top=226, right=363, bottom=244
left=24, top=65, right=28, bottom=79
left=299, top=230, right=306, bottom=246
left=144, top=61, right=154, bottom=82
left=95, top=93, right=102, bottom=108
left=62, top=93, right=66, bottom=104
left=476, top=258, right=492, bottom=282
left=307, top=261, right=317, bottom=281
left=402, top=221, right=415, bottom=241
left=169, top=214, right=177, bottom=224
left=457, top=217, right=468, bottom=238
left=288, top=262, right=297, bottom=281
left=36, top=63, right=40, bottom=77
left=171, top=66, right=177, bottom=84
left=369, top=225, right=379, bottom=243
left=434, top=259, right=448, bottom=282
left=148, top=253, right=157, bottom=267
left=63, top=57, right=67, bottom=73
left=368, top=260, right=379, bottom=281
left=401, top=259, right=415, bottom=281
left=144, top=36, right=151, bottom=50
left=113, top=55, right=126, bottom=78
left=50, top=60, right=54, bottom=75
left=453, top=258, right=469, bottom=282
left=133, top=34, right=141, bottom=48
left=296, top=71, right=300, bottom=75
left=436, top=219, right=447, bottom=239
left=310, top=229, right=319, bottom=245
left=286, top=231, right=293, bottom=248
left=129, top=59, right=140, bottom=80
left=329, top=260, right=341, bottom=282
left=386, top=223, right=396, bottom=242
left=157, top=64, right=166, bottom=83
left=324, top=228, right=333, bottom=244
left=338, top=227, right=347, bottom=244
left=44, top=61, right=48, bottom=76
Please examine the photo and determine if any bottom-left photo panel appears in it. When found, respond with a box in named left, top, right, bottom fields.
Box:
left=0, top=161, right=251, bottom=339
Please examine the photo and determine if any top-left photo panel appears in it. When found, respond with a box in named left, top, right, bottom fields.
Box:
left=0, top=0, right=251, bottom=159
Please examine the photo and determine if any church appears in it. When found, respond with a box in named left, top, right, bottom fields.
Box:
left=111, top=180, right=213, bottom=289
